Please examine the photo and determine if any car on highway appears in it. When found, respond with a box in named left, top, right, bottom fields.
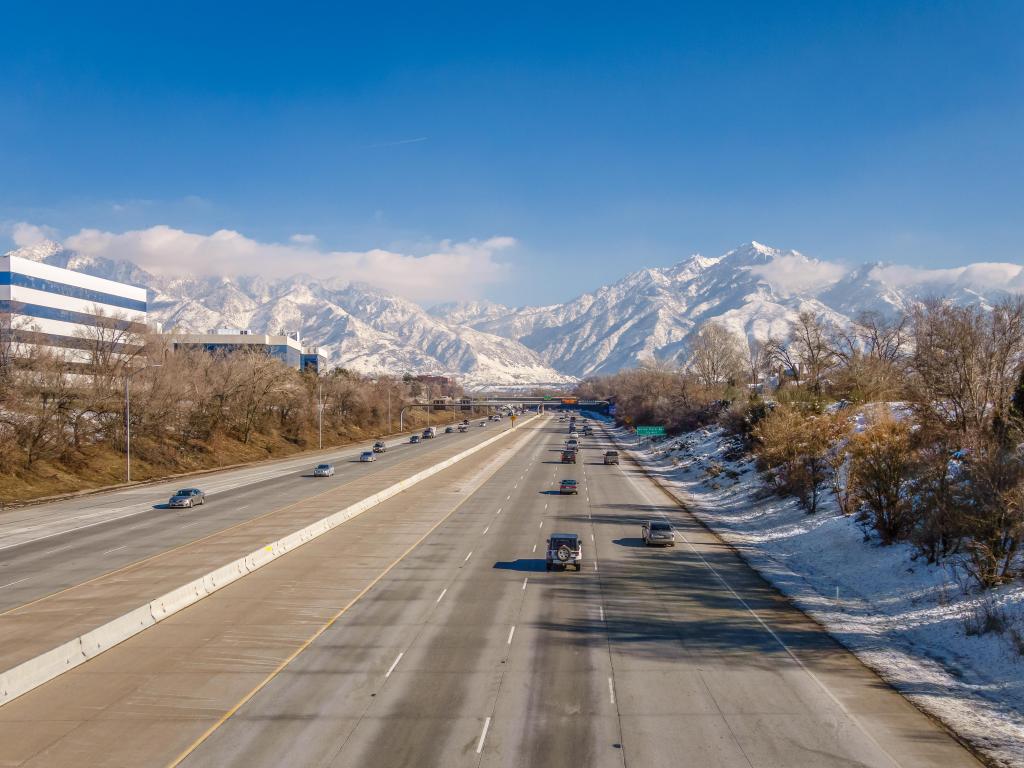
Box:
left=359, top=451, right=376, bottom=462
left=458, top=424, right=469, bottom=432
left=168, top=488, right=205, bottom=508
left=561, top=449, right=577, bottom=463
left=312, top=463, right=335, bottom=477
left=372, top=441, right=387, bottom=453
left=559, top=479, right=578, bottom=495
left=422, top=426, right=437, bottom=439
left=410, top=434, right=421, bottom=444
left=565, top=439, right=579, bottom=452
left=546, top=533, right=582, bottom=571
left=603, top=450, right=619, bottom=465
left=479, top=420, right=487, bottom=426
left=462, top=419, right=470, bottom=425
left=444, top=426, right=455, bottom=433
left=642, top=519, right=676, bottom=546
left=583, top=426, right=593, bottom=436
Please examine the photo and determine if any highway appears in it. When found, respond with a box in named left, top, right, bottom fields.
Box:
left=0, top=417, right=492, bottom=612
left=0, top=416, right=982, bottom=767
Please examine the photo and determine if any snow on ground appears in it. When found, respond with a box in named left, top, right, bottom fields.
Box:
left=613, top=421, right=1024, bottom=767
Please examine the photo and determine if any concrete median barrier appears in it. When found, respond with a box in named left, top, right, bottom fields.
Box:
left=0, top=413, right=540, bottom=708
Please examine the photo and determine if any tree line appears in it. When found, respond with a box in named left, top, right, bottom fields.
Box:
left=578, top=297, right=1024, bottom=588
left=0, top=319, right=471, bottom=501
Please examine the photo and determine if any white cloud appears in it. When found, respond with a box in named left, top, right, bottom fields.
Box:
left=289, top=233, right=319, bottom=245
left=869, top=262, right=1024, bottom=292
left=747, top=253, right=847, bottom=295
left=11, top=222, right=59, bottom=247
left=61, top=225, right=515, bottom=303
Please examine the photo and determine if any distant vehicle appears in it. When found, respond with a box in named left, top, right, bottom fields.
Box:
left=168, top=488, right=205, bottom=508
left=444, top=426, right=455, bottom=433
left=546, top=533, right=582, bottom=571
left=559, top=479, right=578, bottom=495
left=561, top=449, right=577, bottom=463
left=410, top=435, right=421, bottom=444
left=313, top=463, right=335, bottom=477
left=565, top=439, right=579, bottom=452
left=642, top=520, right=676, bottom=546
left=583, top=426, right=593, bottom=436
left=372, top=441, right=387, bottom=453
left=423, top=426, right=437, bottom=439
left=458, top=424, right=469, bottom=432
left=462, top=419, right=470, bottom=425
left=603, top=451, right=619, bottom=465
left=479, top=420, right=487, bottom=427
left=489, top=414, right=499, bottom=421
left=359, top=451, right=375, bottom=462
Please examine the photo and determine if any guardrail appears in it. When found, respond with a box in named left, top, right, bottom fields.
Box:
left=0, top=413, right=540, bottom=708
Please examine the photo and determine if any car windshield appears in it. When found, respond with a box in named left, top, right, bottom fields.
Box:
left=562, top=480, right=576, bottom=485
left=651, top=522, right=672, bottom=531
left=317, top=464, right=330, bottom=469
left=175, top=489, right=192, bottom=496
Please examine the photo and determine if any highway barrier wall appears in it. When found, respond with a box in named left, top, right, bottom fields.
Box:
left=0, top=414, right=539, bottom=707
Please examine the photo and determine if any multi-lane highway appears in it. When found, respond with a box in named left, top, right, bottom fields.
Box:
left=0, top=416, right=982, bottom=767
left=0, top=418, right=491, bottom=612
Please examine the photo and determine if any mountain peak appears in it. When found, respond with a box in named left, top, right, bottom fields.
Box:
left=5, top=239, right=65, bottom=263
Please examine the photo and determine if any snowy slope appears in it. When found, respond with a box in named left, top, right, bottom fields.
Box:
left=440, top=242, right=1024, bottom=377
left=8, top=238, right=1021, bottom=383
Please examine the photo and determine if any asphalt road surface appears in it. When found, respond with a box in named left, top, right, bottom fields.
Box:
left=0, top=418, right=492, bottom=612
left=0, top=417, right=982, bottom=767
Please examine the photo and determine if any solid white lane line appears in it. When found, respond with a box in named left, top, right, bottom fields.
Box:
left=436, top=588, right=447, bottom=603
left=507, top=626, right=516, bottom=644
left=483, top=526, right=489, bottom=535
left=476, top=717, right=492, bottom=754
left=522, top=577, right=528, bottom=590
left=608, top=676, right=616, bottom=704
left=385, top=652, right=404, bottom=678
left=464, top=551, right=473, bottom=562
left=0, top=577, right=30, bottom=590
left=102, top=545, right=127, bottom=555
left=45, top=544, right=74, bottom=555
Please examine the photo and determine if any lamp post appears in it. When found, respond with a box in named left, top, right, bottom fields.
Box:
left=317, top=380, right=325, bottom=450
left=125, top=364, right=161, bottom=483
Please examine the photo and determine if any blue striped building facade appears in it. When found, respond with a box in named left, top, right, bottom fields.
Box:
left=0, top=254, right=148, bottom=358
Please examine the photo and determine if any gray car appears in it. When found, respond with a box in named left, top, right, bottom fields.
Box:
left=641, top=519, right=675, bottom=546
left=168, top=488, right=205, bottom=508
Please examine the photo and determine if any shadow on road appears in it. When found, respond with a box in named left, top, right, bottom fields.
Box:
left=493, top=558, right=547, bottom=572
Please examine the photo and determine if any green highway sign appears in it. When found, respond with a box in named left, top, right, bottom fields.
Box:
left=636, top=426, right=666, bottom=436
left=543, top=396, right=552, bottom=401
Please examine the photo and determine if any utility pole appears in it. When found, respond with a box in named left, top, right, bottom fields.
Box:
left=387, top=386, right=392, bottom=434
left=318, top=380, right=323, bottom=450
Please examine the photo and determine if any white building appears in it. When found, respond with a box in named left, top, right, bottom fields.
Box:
left=0, top=254, right=148, bottom=359
left=170, top=328, right=325, bottom=372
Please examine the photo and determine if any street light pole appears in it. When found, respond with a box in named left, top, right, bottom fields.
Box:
left=318, top=381, right=323, bottom=450
left=125, top=363, right=162, bottom=483
left=387, top=387, right=392, bottom=434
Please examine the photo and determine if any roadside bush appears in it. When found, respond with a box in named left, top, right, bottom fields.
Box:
left=752, top=407, right=845, bottom=514
left=848, top=417, right=915, bottom=545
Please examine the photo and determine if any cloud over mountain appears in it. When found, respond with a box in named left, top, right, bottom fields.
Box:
left=53, top=225, right=515, bottom=304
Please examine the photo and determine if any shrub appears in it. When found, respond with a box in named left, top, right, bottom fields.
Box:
left=848, top=417, right=915, bottom=545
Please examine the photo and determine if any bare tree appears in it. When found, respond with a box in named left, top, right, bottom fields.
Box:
left=687, top=322, right=745, bottom=390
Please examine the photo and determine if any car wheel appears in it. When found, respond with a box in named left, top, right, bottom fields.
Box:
left=188, top=500, right=193, bottom=508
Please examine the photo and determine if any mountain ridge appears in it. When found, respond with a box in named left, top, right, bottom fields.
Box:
left=7, top=239, right=1021, bottom=384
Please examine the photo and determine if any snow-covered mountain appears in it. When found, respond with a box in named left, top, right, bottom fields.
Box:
left=431, top=241, right=1024, bottom=377
left=9, top=238, right=1022, bottom=383
left=6, top=241, right=574, bottom=388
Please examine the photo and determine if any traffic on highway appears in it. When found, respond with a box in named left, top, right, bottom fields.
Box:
left=0, top=412, right=983, bottom=767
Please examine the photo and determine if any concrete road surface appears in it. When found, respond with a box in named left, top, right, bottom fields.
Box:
left=0, top=418, right=982, bottom=767
left=0, top=419, right=489, bottom=612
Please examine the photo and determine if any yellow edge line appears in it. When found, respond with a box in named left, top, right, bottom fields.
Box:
left=166, top=424, right=534, bottom=767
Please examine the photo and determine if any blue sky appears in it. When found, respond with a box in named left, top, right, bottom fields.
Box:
left=2, top=1, right=1022, bottom=305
